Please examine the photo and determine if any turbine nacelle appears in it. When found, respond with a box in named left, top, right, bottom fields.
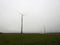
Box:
left=17, top=11, right=24, bottom=16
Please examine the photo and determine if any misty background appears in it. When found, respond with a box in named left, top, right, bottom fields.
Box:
left=0, top=0, right=60, bottom=33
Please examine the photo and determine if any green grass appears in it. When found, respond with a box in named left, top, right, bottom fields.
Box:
left=0, top=33, right=60, bottom=45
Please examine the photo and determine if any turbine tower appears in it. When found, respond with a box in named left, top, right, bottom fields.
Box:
left=21, top=14, right=23, bottom=34
left=18, top=12, right=24, bottom=34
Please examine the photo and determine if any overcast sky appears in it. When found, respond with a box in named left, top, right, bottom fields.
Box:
left=0, top=0, right=60, bottom=33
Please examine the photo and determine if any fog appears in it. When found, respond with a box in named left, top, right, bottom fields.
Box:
left=0, top=0, right=60, bottom=33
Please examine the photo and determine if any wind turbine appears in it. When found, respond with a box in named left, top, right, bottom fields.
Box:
left=44, top=25, right=46, bottom=33
left=18, top=11, right=24, bottom=34
left=21, top=13, right=23, bottom=34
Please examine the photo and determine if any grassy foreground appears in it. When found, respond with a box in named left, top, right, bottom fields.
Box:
left=0, top=33, right=60, bottom=45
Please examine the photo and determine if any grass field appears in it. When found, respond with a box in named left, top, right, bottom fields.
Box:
left=0, top=33, right=60, bottom=45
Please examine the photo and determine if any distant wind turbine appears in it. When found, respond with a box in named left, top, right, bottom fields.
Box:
left=44, top=25, right=46, bottom=33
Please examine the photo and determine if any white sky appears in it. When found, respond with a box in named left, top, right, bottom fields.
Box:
left=0, top=0, right=60, bottom=33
